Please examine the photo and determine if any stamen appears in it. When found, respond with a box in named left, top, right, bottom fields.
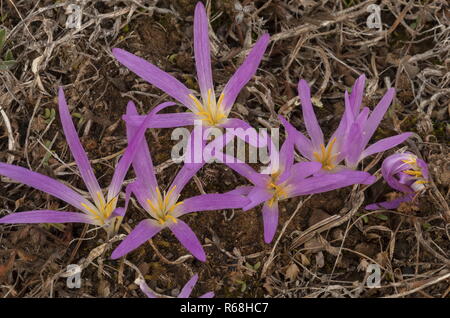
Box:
left=97, top=192, right=106, bottom=209
left=146, top=186, right=182, bottom=225
left=188, top=92, right=226, bottom=126
left=81, top=203, right=100, bottom=218
left=312, top=138, right=338, bottom=171
left=189, top=94, right=205, bottom=113
left=217, top=93, right=225, bottom=108
left=403, top=170, right=422, bottom=177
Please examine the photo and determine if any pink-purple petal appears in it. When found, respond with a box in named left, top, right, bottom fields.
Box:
left=0, top=162, right=93, bottom=212
left=137, top=279, right=157, bottom=298
left=107, top=103, right=159, bottom=200
left=278, top=115, right=313, bottom=160
left=123, top=112, right=196, bottom=129
left=178, top=274, right=198, bottom=298
left=0, top=210, right=96, bottom=225
left=345, top=122, right=364, bottom=167
left=194, top=2, right=214, bottom=100
left=180, top=193, right=249, bottom=215
left=221, top=118, right=266, bottom=148
left=168, top=219, right=206, bottom=262
left=361, top=132, right=412, bottom=159
left=298, top=79, right=324, bottom=149
left=262, top=201, right=279, bottom=243
left=111, top=219, right=162, bottom=259
left=349, top=74, right=366, bottom=116
left=286, top=161, right=323, bottom=181
left=243, top=186, right=273, bottom=211
left=199, top=292, right=215, bottom=298
left=58, top=87, right=102, bottom=206
left=287, top=170, right=375, bottom=198
left=362, top=87, right=395, bottom=146
left=112, top=48, right=195, bottom=111
left=222, top=33, right=270, bottom=112
left=125, top=101, right=158, bottom=192
left=365, top=193, right=414, bottom=210
left=222, top=160, right=268, bottom=187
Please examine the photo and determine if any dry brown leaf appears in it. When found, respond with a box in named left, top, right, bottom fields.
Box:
left=285, top=263, right=300, bottom=281
left=0, top=251, right=16, bottom=280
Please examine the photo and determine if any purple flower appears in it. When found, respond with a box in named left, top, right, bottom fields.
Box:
left=114, top=2, right=270, bottom=146
left=283, top=75, right=412, bottom=172
left=136, top=274, right=214, bottom=298
left=110, top=102, right=249, bottom=261
left=215, top=116, right=376, bottom=243
left=366, top=152, right=429, bottom=210
left=0, top=88, right=153, bottom=237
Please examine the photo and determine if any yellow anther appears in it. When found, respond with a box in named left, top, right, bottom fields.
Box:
left=147, top=186, right=181, bottom=225
left=217, top=93, right=225, bottom=108
left=403, top=170, right=422, bottom=177
left=188, top=91, right=226, bottom=126
left=313, top=137, right=338, bottom=171
left=402, top=157, right=417, bottom=165
left=267, top=181, right=287, bottom=207
left=81, top=203, right=100, bottom=218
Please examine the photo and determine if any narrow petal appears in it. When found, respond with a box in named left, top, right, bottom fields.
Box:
left=171, top=127, right=207, bottom=189
left=221, top=118, right=266, bottom=148
left=221, top=159, right=268, bottom=187
left=0, top=162, right=93, bottom=212
left=243, top=186, right=272, bottom=211
left=279, top=115, right=313, bottom=160
left=285, top=161, right=323, bottom=182
left=58, top=88, right=101, bottom=206
left=222, top=33, right=270, bottom=112
left=349, top=74, right=366, bottom=116
left=277, top=137, right=295, bottom=182
left=136, top=279, right=157, bottom=298
left=108, top=103, right=159, bottom=200
left=180, top=193, right=249, bottom=215
left=178, top=274, right=198, bottom=298
left=287, top=170, right=375, bottom=198
left=169, top=219, right=206, bottom=262
left=124, top=101, right=158, bottom=192
left=361, top=132, right=412, bottom=159
left=199, top=292, right=215, bottom=298
left=362, top=88, right=395, bottom=146
left=110, top=219, right=162, bottom=259
left=0, top=210, right=95, bottom=224
left=345, top=122, right=364, bottom=167
left=123, top=113, right=196, bottom=129
left=112, top=48, right=195, bottom=111
left=126, top=181, right=158, bottom=218
left=298, top=79, right=324, bottom=149
left=262, top=201, right=279, bottom=243
left=170, top=163, right=204, bottom=198
left=194, top=2, right=214, bottom=100
left=365, top=194, right=414, bottom=210
left=121, top=100, right=194, bottom=129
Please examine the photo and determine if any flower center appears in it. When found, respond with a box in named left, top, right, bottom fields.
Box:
left=267, top=179, right=287, bottom=207
left=81, top=192, right=118, bottom=224
left=313, top=137, right=338, bottom=171
left=401, top=156, right=428, bottom=190
left=146, top=186, right=183, bottom=225
left=189, top=89, right=226, bottom=126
